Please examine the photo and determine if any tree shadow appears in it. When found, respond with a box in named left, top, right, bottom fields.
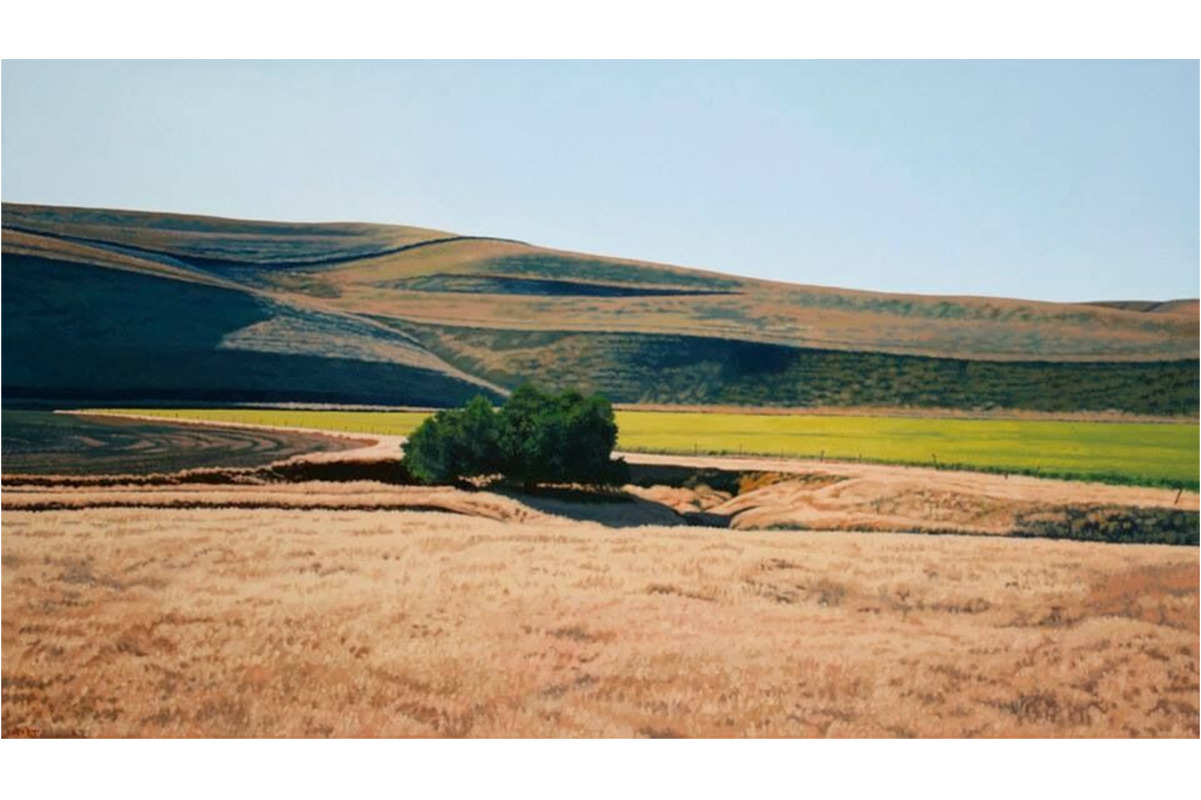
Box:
left=491, top=485, right=715, bottom=529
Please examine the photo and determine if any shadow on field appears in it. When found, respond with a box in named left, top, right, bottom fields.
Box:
left=266, top=459, right=416, bottom=485
left=491, top=485, right=700, bottom=529
left=0, top=457, right=417, bottom=488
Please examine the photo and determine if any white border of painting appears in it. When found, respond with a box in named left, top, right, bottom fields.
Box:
left=1, top=2, right=1199, bottom=798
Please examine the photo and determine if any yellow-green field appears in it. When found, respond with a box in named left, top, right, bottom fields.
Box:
left=616, top=412, right=1199, bottom=488
left=96, top=408, right=433, bottom=437
left=98, top=408, right=1199, bottom=488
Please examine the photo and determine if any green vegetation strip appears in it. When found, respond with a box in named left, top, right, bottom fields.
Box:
left=92, top=408, right=431, bottom=436
left=617, top=412, right=1199, bottom=489
left=98, top=408, right=1199, bottom=489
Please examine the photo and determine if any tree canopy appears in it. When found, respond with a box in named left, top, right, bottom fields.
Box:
left=402, top=385, right=628, bottom=488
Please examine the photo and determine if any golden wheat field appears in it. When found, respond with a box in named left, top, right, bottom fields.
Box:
left=2, top=503, right=1196, bottom=738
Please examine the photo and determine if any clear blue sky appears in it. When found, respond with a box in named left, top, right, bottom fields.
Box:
left=3, top=60, right=1197, bottom=301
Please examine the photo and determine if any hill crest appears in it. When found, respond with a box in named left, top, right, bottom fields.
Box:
left=2, top=202, right=1197, bottom=414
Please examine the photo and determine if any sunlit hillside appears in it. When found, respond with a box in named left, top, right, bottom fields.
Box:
left=3, top=203, right=1196, bottom=412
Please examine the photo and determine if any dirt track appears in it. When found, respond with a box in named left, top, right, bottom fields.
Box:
left=622, top=452, right=1199, bottom=512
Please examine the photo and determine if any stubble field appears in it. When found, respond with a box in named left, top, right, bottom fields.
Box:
left=2, top=505, right=1196, bottom=738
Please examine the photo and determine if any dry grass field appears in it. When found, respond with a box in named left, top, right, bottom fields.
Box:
left=3, top=501, right=1197, bottom=738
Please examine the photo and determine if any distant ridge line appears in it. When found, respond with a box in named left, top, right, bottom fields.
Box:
left=0, top=223, right=530, bottom=270
left=1082, top=299, right=1199, bottom=314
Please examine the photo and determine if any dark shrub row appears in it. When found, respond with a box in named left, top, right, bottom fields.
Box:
left=402, top=385, right=629, bottom=489
left=1013, top=506, right=1199, bottom=546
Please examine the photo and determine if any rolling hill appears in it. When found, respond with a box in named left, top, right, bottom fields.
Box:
left=2, top=202, right=1197, bottom=414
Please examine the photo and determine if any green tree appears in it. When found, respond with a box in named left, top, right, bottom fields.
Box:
left=560, top=390, right=627, bottom=485
left=403, top=384, right=627, bottom=489
left=496, top=383, right=560, bottom=488
left=498, top=384, right=627, bottom=489
left=402, top=395, right=500, bottom=485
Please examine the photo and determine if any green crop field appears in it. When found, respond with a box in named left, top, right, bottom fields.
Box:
left=96, top=408, right=432, bottom=437
left=97, top=408, right=1200, bottom=488
left=615, top=412, right=1199, bottom=488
